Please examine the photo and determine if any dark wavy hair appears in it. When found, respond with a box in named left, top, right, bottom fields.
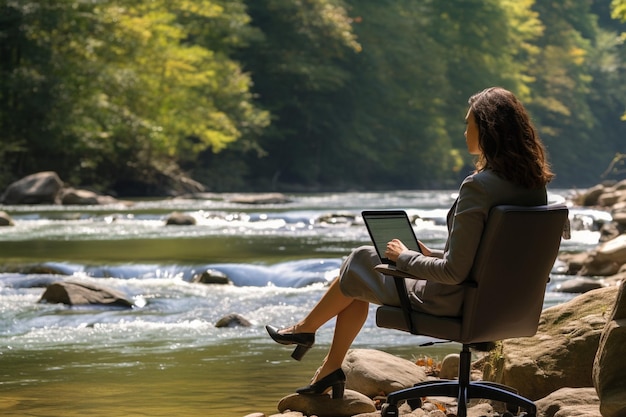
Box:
left=468, top=87, right=554, bottom=188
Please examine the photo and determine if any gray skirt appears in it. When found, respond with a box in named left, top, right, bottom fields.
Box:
left=338, top=245, right=462, bottom=317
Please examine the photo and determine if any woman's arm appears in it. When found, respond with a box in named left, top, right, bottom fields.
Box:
left=392, top=176, right=489, bottom=285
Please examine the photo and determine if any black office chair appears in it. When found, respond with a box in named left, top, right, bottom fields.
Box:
left=375, top=204, right=569, bottom=417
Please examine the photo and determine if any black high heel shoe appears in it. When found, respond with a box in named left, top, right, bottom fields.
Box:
left=296, top=368, right=346, bottom=399
left=265, top=325, right=315, bottom=361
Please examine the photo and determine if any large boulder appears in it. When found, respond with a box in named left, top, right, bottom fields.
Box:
left=59, top=187, right=122, bottom=205
left=1, top=171, right=64, bottom=204
left=277, top=389, right=375, bottom=417
left=342, top=349, right=427, bottom=398
left=39, top=281, right=134, bottom=308
left=481, top=286, right=618, bottom=400
left=593, top=279, right=626, bottom=417
left=535, top=387, right=601, bottom=417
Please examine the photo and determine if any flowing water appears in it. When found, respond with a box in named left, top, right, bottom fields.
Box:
left=0, top=190, right=608, bottom=416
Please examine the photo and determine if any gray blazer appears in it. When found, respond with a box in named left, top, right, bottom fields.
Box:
left=396, top=169, right=547, bottom=317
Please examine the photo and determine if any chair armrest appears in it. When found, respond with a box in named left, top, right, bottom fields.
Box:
left=374, top=264, right=416, bottom=278
left=374, top=264, right=478, bottom=288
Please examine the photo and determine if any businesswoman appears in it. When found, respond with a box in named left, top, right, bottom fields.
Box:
left=266, top=87, right=554, bottom=399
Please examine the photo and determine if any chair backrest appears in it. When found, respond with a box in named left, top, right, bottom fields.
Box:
left=375, top=204, right=569, bottom=344
left=459, top=204, right=568, bottom=342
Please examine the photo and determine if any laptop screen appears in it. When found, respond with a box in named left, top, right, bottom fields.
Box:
left=362, top=210, right=421, bottom=264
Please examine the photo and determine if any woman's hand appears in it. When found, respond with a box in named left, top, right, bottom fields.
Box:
left=385, top=239, right=409, bottom=262
left=418, top=241, right=433, bottom=256
left=385, top=239, right=431, bottom=262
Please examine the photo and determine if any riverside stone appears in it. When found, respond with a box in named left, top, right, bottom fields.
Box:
left=342, top=348, right=427, bottom=398
left=192, top=269, right=230, bottom=284
left=593, top=279, right=626, bottom=417
left=277, top=389, right=376, bottom=417
left=554, top=277, right=604, bottom=293
left=0, top=171, right=64, bottom=204
left=165, top=211, right=197, bottom=225
left=0, top=210, right=14, bottom=226
left=438, top=353, right=460, bottom=379
left=535, top=387, right=600, bottom=417
left=39, top=281, right=134, bottom=308
left=594, top=234, right=626, bottom=265
left=481, top=285, right=618, bottom=400
left=215, top=313, right=251, bottom=328
left=60, top=187, right=122, bottom=205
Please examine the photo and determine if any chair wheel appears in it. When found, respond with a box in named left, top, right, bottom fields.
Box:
left=381, top=403, right=399, bottom=417
left=407, top=397, right=422, bottom=410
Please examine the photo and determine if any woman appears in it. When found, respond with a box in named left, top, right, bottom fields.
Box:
left=266, top=87, right=554, bottom=400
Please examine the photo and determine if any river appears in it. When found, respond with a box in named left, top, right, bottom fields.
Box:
left=0, top=189, right=608, bottom=416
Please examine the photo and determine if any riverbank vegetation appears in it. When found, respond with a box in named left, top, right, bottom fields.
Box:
left=1, top=0, right=625, bottom=195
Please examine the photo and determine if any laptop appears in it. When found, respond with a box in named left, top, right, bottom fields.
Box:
left=362, top=210, right=421, bottom=266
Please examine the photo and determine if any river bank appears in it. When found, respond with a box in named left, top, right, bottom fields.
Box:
left=0, top=181, right=617, bottom=417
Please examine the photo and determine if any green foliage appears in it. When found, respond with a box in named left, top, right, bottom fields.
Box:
left=0, top=0, right=624, bottom=194
left=0, top=0, right=268, bottom=193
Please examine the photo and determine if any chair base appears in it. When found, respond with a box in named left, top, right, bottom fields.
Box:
left=381, top=345, right=536, bottom=417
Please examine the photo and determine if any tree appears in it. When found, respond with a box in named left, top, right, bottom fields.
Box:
left=0, top=0, right=269, bottom=194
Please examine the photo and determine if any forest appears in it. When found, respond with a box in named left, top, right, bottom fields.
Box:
left=1, top=0, right=625, bottom=196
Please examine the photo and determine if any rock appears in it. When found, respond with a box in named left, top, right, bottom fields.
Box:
left=60, top=188, right=101, bottom=205
left=593, top=280, right=626, bottom=417
left=215, top=313, right=251, bottom=328
left=574, top=184, right=605, bottom=206
left=554, top=277, right=604, bottom=293
left=481, top=286, right=618, bottom=400
left=165, top=211, right=196, bottom=225
left=535, top=387, right=600, bottom=417
left=318, top=212, right=357, bottom=225
left=39, top=281, right=134, bottom=308
left=557, top=252, right=590, bottom=275
left=579, top=256, right=621, bottom=276
left=342, top=349, right=427, bottom=398
left=0, top=171, right=63, bottom=204
left=0, top=210, right=15, bottom=226
left=60, top=187, right=123, bottom=205
left=192, top=269, right=230, bottom=285
left=228, top=193, right=291, bottom=205
left=277, top=389, right=375, bottom=417
left=439, top=353, right=460, bottom=379
left=594, top=234, right=626, bottom=265
left=611, top=209, right=626, bottom=226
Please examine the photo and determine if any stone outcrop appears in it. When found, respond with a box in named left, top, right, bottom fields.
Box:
left=1, top=171, right=64, bottom=204
left=39, top=281, right=134, bottom=308
left=565, top=180, right=626, bottom=275
left=59, top=187, right=121, bottom=205
left=0, top=172, right=129, bottom=206
left=593, top=280, right=626, bottom=417
left=277, top=390, right=375, bottom=417
left=343, top=348, right=427, bottom=398
left=165, top=211, right=197, bottom=225
left=0, top=210, right=14, bottom=226
left=192, top=269, right=231, bottom=284
left=481, top=285, right=617, bottom=401
left=215, top=313, right=252, bottom=328
left=535, top=387, right=601, bottom=417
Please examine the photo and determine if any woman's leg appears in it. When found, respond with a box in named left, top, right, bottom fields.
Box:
left=289, top=278, right=369, bottom=382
